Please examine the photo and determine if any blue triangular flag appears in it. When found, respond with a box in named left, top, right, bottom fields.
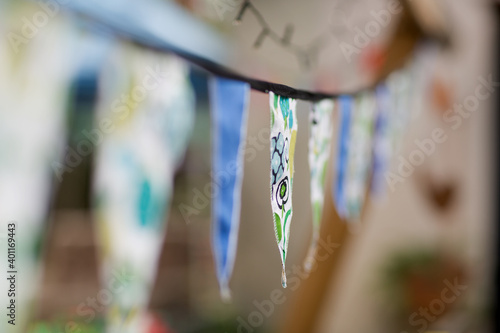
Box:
left=371, top=84, right=392, bottom=197
left=333, top=95, right=353, bottom=219
left=209, top=77, right=250, bottom=300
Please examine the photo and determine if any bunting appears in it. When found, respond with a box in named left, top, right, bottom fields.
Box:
left=387, top=69, right=414, bottom=154
left=209, top=77, right=250, bottom=300
left=0, top=0, right=429, bottom=326
left=304, top=99, right=334, bottom=272
left=269, top=92, right=298, bottom=288
left=0, top=8, right=76, bottom=332
left=343, top=92, right=376, bottom=221
left=93, top=44, right=195, bottom=333
left=371, top=84, right=393, bottom=196
left=333, top=96, right=353, bottom=219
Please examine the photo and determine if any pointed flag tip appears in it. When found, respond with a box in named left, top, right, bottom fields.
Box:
left=303, top=241, right=318, bottom=274
left=303, top=255, right=315, bottom=274
left=281, top=268, right=287, bottom=288
left=220, top=285, right=232, bottom=303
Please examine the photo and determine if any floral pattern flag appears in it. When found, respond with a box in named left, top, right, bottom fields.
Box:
left=387, top=69, right=413, bottom=154
left=93, top=44, right=195, bottom=333
left=344, top=92, right=376, bottom=221
left=0, top=7, right=76, bottom=332
left=269, top=92, right=297, bottom=288
left=304, top=99, right=334, bottom=272
left=209, top=77, right=250, bottom=300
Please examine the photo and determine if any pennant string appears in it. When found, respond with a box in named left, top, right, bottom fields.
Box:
left=65, top=2, right=385, bottom=102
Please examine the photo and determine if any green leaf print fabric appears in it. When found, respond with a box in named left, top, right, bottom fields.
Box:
left=343, top=92, right=376, bottom=222
left=269, top=92, right=297, bottom=288
left=304, top=99, right=334, bottom=272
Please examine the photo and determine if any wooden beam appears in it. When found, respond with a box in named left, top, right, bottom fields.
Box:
left=278, top=163, right=352, bottom=333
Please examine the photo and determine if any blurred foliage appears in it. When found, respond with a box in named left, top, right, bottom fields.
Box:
left=379, top=246, right=464, bottom=317
left=29, top=319, right=104, bottom=333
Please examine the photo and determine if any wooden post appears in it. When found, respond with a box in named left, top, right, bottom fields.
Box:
left=278, top=166, right=351, bottom=333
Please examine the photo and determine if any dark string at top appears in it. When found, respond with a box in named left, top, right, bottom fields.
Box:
left=69, top=3, right=382, bottom=102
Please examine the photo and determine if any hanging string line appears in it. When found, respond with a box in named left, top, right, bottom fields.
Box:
left=69, top=5, right=380, bottom=102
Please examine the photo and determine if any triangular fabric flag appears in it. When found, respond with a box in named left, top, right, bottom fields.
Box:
left=387, top=69, right=413, bottom=154
left=343, top=92, right=376, bottom=221
left=269, top=92, right=298, bottom=288
left=93, top=44, right=195, bottom=333
left=304, top=99, right=334, bottom=272
left=333, top=95, right=353, bottom=219
left=0, top=8, right=76, bottom=332
left=371, top=84, right=393, bottom=197
left=269, top=92, right=297, bottom=288
left=209, top=77, right=250, bottom=300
